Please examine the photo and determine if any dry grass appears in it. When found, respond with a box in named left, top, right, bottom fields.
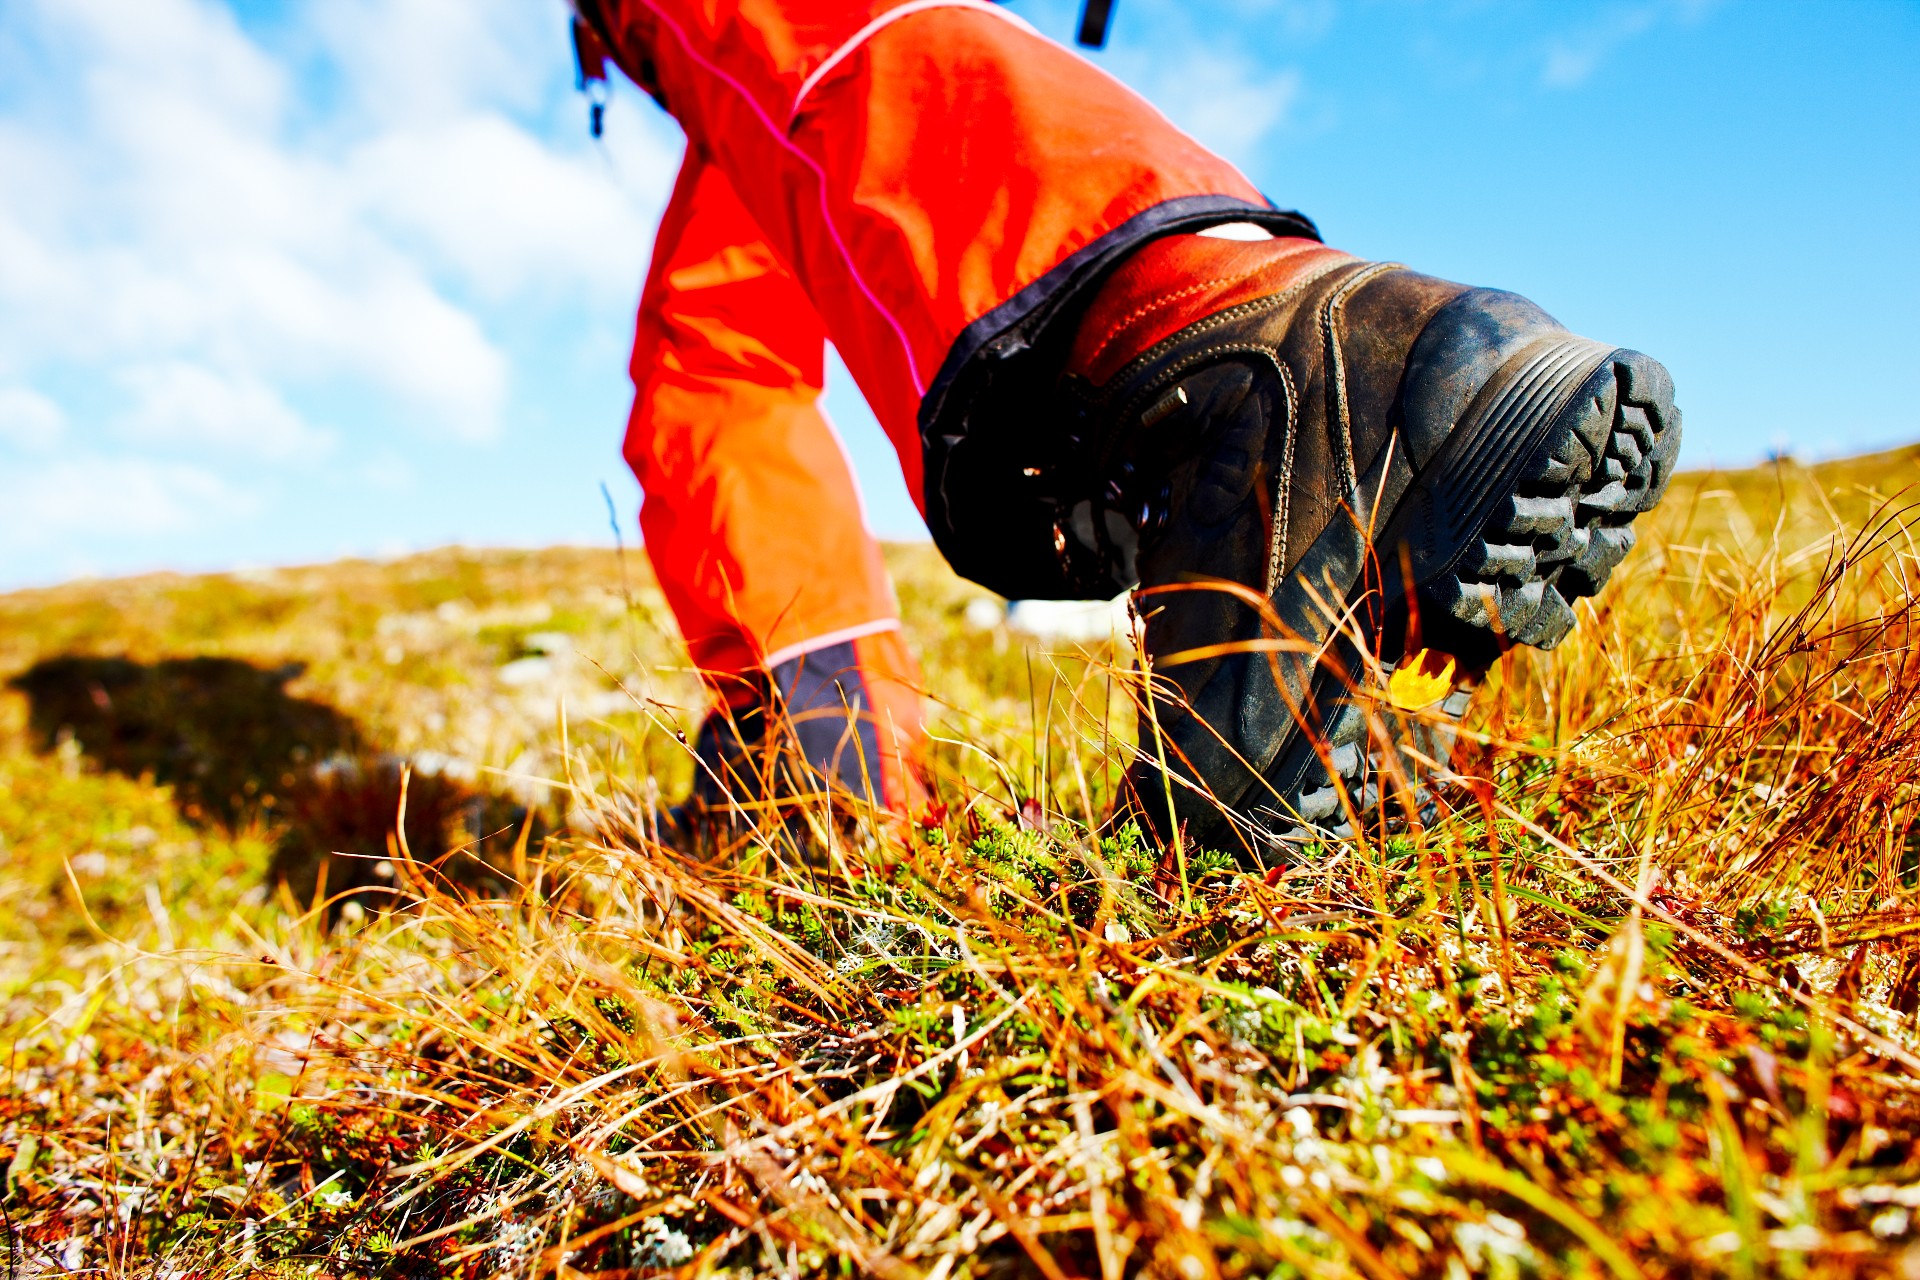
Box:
left=4, top=446, right=1920, bottom=1278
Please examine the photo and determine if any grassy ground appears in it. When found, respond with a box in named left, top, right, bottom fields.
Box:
left=3, top=444, right=1920, bottom=1278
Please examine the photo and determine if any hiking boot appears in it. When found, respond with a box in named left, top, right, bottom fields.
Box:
left=1059, top=236, right=1680, bottom=860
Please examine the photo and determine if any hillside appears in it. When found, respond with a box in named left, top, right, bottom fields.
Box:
left=3, top=445, right=1920, bottom=1278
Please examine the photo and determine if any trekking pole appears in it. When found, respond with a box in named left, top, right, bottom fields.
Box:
left=1076, top=0, right=1115, bottom=48
left=572, top=15, right=610, bottom=138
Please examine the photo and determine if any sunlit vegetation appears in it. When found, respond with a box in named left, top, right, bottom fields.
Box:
left=4, top=446, right=1920, bottom=1278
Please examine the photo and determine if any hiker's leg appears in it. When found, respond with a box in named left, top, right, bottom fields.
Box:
left=591, top=1, right=1292, bottom=492
left=624, top=156, right=924, bottom=810
left=596, top=2, right=1679, bottom=855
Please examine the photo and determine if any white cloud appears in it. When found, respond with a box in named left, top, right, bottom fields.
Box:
left=306, top=0, right=669, bottom=298
left=0, top=386, right=65, bottom=451
left=352, top=113, right=662, bottom=301
left=1542, top=10, right=1657, bottom=89
left=0, top=454, right=253, bottom=546
left=308, top=0, right=554, bottom=127
left=0, top=0, right=669, bottom=458
left=116, top=362, right=332, bottom=460
left=1540, top=1, right=1718, bottom=89
left=1099, top=9, right=1308, bottom=163
left=55, top=0, right=285, bottom=120
left=1150, top=58, right=1303, bottom=160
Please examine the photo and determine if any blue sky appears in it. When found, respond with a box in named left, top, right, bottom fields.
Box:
left=0, top=0, right=1915, bottom=590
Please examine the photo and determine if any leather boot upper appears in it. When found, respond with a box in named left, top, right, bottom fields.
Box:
left=1060, top=258, right=1502, bottom=840
left=1060, top=259, right=1476, bottom=600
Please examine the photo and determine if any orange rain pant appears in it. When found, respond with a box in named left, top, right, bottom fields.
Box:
left=600, top=0, right=1310, bottom=805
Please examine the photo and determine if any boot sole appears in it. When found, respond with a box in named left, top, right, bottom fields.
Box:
left=1254, top=341, right=1681, bottom=843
